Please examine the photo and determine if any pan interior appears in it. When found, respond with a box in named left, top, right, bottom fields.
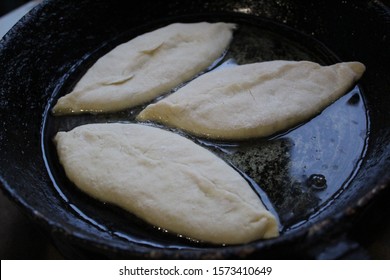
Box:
left=41, top=14, right=369, bottom=248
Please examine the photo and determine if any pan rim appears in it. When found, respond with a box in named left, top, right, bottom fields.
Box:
left=1, top=0, right=389, bottom=259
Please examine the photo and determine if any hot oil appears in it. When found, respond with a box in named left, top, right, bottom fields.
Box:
left=203, top=86, right=368, bottom=229
left=42, top=17, right=369, bottom=247
left=199, top=24, right=368, bottom=229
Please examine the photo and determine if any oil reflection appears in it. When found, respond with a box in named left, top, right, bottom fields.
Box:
left=219, top=138, right=320, bottom=229
left=213, top=86, right=368, bottom=231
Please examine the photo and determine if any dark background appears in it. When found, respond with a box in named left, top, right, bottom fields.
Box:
left=0, top=0, right=29, bottom=16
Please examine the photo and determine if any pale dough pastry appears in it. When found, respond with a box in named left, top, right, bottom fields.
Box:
left=137, top=61, right=365, bottom=140
left=52, top=22, right=235, bottom=115
left=54, top=123, right=278, bottom=244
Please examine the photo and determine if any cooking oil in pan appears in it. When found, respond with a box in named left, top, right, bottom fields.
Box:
left=42, top=16, right=369, bottom=246
left=203, top=85, right=367, bottom=229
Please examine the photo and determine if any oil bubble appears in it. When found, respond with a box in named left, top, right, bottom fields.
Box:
left=307, top=174, right=327, bottom=190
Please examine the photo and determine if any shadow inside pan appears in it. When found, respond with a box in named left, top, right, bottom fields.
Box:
left=41, top=14, right=369, bottom=249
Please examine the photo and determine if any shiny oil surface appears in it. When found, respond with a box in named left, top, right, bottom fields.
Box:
left=42, top=17, right=368, bottom=247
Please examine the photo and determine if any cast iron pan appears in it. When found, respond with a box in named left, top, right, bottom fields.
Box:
left=0, top=0, right=389, bottom=259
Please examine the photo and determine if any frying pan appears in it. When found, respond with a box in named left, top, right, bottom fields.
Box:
left=0, top=0, right=389, bottom=259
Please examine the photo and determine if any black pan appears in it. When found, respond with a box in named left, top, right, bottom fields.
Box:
left=0, top=0, right=389, bottom=259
